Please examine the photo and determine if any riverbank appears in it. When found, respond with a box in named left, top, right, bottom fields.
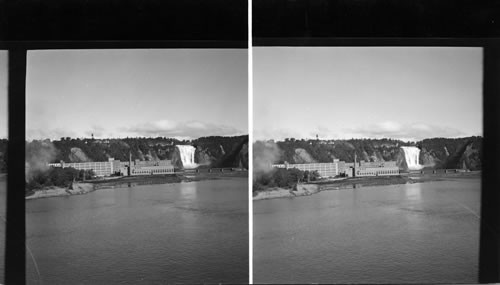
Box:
left=253, top=171, right=481, bottom=201
left=26, top=182, right=95, bottom=200
left=253, top=184, right=320, bottom=200
left=26, top=170, right=248, bottom=200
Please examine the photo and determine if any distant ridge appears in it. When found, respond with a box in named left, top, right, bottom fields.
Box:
left=254, top=136, right=482, bottom=171
left=22, top=135, right=249, bottom=171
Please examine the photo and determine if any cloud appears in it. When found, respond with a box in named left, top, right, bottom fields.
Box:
left=346, top=121, right=466, bottom=141
left=123, top=119, right=244, bottom=139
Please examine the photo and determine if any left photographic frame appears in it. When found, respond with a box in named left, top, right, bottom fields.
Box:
left=22, top=48, right=249, bottom=284
left=0, top=50, right=8, bottom=285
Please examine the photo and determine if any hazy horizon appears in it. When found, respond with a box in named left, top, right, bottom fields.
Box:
left=24, top=133, right=248, bottom=142
left=253, top=134, right=482, bottom=143
left=254, top=47, right=483, bottom=142
left=25, top=49, right=248, bottom=141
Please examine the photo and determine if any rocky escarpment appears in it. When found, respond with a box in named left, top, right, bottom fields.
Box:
left=293, top=148, right=316, bottom=163
left=419, top=137, right=482, bottom=170
left=238, top=143, right=249, bottom=169
left=68, top=147, right=90, bottom=162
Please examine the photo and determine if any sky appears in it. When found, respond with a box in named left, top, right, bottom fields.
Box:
left=254, top=47, right=483, bottom=142
left=25, top=49, right=247, bottom=140
left=0, top=51, right=7, bottom=139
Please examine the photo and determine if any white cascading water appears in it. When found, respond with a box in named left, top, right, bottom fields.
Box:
left=176, top=145, right=198, bottom=169
left=401, top=146, right=423, bottom=170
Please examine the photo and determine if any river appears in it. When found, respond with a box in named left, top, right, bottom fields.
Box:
left=254, top=177, right=480, bottom=284
left=26, top=177, right=248, bottom=284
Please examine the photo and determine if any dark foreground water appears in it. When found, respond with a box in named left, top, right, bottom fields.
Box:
left=254, top=177, right=480, bottom=284
left=26, top=178, right=248, bottom=284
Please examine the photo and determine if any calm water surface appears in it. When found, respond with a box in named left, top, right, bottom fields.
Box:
left=254, top=177, right=480, bottom=284
left=26, top=178, right=248, bottom=284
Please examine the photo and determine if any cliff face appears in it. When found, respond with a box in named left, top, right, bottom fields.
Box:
left=170, top=147, right=183, bottom=169
left=68, top=147, right=90, bottom=162
left=268, top=136, right=482, bottom=170
left=293, top=148, right=316, bottom=163
left=419, top=137, right=482, bottom=170
left=195, top=146, right=215, bottom=166
left=239, top=143, right=249, bottom=169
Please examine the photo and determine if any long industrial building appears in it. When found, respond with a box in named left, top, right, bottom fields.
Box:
left=48, top=157, right=174, bottom=177
left=272, top=158, right=399, bottom=178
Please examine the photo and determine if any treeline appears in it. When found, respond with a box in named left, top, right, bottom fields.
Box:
left=271, top=137, right=481, bottom=169
left=50, top=137, right=184, bottom=162
left=193, top=135, right=247, bottom=159
left=193, top=135, right=249, bottom=168
left=25, top=135, right=247, bottom=164
left=419, top=136, right=482, bottom=166
left=254, top=168, right=320, bottom=191
left=26, top=167, right=94, bottom=193
left=275, top=138, right=414, bottom=164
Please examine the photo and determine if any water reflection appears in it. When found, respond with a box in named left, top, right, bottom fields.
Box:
left=254, top=178, right=480, bottom=284
left=180, top=182, right=197, bottom=200
left=26, top=179, right=248, bottom=284
left=405, top=183, right=422, bottom=201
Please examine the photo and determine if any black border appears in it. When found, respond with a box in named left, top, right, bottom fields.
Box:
left=0, top=41, right=247, bottom=50
left=6, top=49, right=27, bottom=285
left=252, top=0, right=500, bottom=38
left=2, top=0, right=248, bottom=42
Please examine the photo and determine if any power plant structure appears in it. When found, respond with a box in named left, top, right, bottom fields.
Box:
left=272, top=155, right=399, bottom=178
left=47, top=145, right=200, bottom=177
left=48, top=155, right=175, bottom=177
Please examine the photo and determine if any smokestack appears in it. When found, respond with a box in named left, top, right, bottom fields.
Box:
left=128, top=151, right=132, bottom=176
left=354, top=151, right=357, bottom=177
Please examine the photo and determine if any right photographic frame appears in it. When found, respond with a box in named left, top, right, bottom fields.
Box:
left=252, top=44, right=492, bottom=284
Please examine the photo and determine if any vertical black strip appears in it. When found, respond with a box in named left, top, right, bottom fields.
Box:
left=479, top=41, right=500, bottom=283
left=6, top=49, right=26, bottom=284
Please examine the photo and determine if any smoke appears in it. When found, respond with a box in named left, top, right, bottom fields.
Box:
left=25, top=140, right=58, bottom=181
left=253, top=140, right=282, bottom=179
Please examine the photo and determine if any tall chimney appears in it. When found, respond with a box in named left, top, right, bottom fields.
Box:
left=128, top=151, right=132, bottom=176
left=353, top=151, right=357, bottom=177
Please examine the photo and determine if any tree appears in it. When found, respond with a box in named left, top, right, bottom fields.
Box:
left=288, top=168, right=304, bottom=184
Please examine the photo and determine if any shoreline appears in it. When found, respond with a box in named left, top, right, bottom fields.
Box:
left=253, top=184, right=320, bottom=200
left=253, top=171, right=481, bottom=201
left=25, top=182, right=96, bottom=200
left=26, top=170, right=248, bottom=200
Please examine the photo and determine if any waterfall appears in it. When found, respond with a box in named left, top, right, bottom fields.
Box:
left=176, top=145, right=198, bottom=169
left=401, top=146, right=423, bottom=170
